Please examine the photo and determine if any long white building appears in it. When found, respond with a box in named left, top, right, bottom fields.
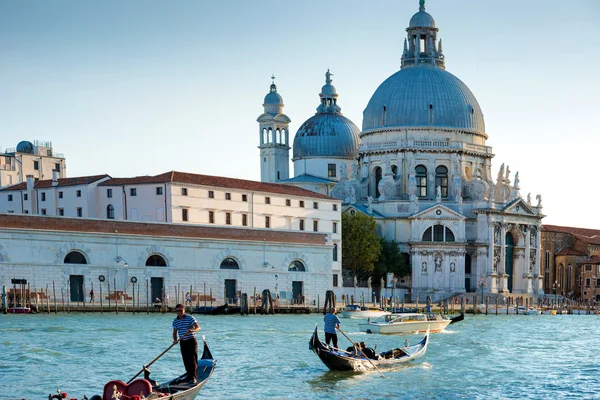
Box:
left=0, top=214, right=333, bottom=305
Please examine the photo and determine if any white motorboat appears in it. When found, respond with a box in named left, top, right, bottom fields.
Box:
left=340, top=304, right=391, bottom=319
left=358, top=312, right=451, bottom=334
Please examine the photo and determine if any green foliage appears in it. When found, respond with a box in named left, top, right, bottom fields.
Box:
left=341, top=212, right=381, bottom=279
left=372, top=237, right=411, bottom=286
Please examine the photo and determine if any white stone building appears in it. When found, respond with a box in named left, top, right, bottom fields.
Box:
left=0, top=140, right=67, bottom=188
left=261, top=2, right=545, bottom=301
left=0, top=214, right=332, bottom=305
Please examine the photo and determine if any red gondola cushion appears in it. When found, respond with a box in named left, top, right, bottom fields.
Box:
left=103, top=381, right=127, bottom=400
left=126, top=379, right=153, bottom=397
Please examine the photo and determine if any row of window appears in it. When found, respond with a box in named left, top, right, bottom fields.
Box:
left=373, top=164, right=449, bottom=198
left=65, top=251, right=328, bottom=270
left=7, top=190, right=82, bottom=202
left=31, top=161, right=61, bottom=171
left=106, top=187, right=335, bottom=210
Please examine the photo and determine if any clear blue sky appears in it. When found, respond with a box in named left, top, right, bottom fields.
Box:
left=0, top=1, right=598, bottom=229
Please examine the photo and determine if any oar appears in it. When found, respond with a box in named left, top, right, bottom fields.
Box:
left=337, top=327, right=384, bottom=378
left=127, top=338, right=182, bottom=384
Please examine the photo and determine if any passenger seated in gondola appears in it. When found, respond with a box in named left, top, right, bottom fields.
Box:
left=360, top=342, right=378, bottom=360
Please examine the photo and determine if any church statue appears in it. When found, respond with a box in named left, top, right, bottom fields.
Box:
left=505, top=165, right=511, bottom=183
left=513, top=171, right=520, bottom=189
left=497, top=163, right=504, bottom=183
left=367, top=277, right=372, bottom=289
left=536, top=194, right=543, bottom=208
left=421, top=262, right=427, bottom=273
left=434, top=255, right=442, bottom=272
left=527, top=193, right=532, bottom=205
left=409, top=156, right=417, bottom=173
left=367, top=196, right=373, bottom=214
left=436, top=185, right=441, bottom=202
left=450, top=262, right=456, bottom=273
left=353, top=276, right=358, bottom=287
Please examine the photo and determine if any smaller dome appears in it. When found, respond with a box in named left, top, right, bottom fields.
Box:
left=321, top=84, right=337, bottom=96
left=16, top=141, right=34, bottom=154
left=264, top=83, right=283, bottom=105
left=409, top=10, right=435, bottom=28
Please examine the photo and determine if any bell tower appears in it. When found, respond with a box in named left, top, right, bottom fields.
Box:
left=257, top=76, right=291, bottom=183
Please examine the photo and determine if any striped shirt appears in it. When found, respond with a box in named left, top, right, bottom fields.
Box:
left=172, top=314, right=198, bottom=341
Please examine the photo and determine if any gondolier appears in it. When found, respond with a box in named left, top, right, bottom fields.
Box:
left=323, top=307, right=340, bottom=349
left=172, top=303, right=201, bottom=384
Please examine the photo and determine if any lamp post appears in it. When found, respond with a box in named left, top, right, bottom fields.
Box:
left=478, top=276, right=486, bottom=305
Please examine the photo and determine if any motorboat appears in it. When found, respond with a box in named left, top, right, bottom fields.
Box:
left=358, top=312, right=451, bottom=334
left=340, top=304, right=390, bottom=319
left=309, top=325, right=428, bottom=372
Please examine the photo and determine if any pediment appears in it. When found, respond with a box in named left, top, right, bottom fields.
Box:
left=342, top=204, right=385, bottom=219
left=409, top=203, right=465, bottom=221
left=503, top=199, right=535, bottom=215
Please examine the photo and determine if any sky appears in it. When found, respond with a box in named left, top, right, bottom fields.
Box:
left=0, top=0, right=598, bottom=229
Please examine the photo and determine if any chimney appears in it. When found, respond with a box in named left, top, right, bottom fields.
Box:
left=52, top=170, right=59, bottom=187
left=26, top=175, right=34, bottom=192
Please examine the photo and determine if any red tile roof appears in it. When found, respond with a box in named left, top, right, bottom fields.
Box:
left=1, top=174, right=110, bottom=191
left=99, top=171, right=336, bottom=200
left=0, top=214, right=328, bottom=245
left=543, top=224, right=600, bottom=245
left=555, top=247, right=586, bottom=256
left=582, top=256, right=600, bottom=264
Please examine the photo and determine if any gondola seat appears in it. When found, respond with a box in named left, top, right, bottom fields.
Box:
left=103, top=380, right=127, bottom=400
left=127, top=379, right=153, bottom=397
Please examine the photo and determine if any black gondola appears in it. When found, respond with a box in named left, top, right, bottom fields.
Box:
left=450, top=312, right=464, bottom=324
left=309, top=325, right=428, bottom=372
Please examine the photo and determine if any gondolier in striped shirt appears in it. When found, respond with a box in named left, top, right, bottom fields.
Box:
left=172, top=303, right=201, bottom=384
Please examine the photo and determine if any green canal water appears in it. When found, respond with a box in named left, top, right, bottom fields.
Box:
left=1, top=312, right=598, bottom=399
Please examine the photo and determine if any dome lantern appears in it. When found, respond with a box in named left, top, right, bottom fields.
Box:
left=292, top=70, right=360, bottom=160
left=402, top=0, right=444, bottom=69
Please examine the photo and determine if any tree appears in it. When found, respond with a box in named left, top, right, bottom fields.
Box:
left=341, top=211, right=381, bottom=279
left=372, top=238, right=411, bottom=286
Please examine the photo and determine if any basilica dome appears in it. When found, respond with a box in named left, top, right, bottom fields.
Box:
left=293, top=70, right=360, bottom=160
left=362, top=66, right=485, bottom=135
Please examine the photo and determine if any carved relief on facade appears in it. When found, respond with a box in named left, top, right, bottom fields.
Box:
left=493, top=248, right=500, bottom=273
left=450, top=262, right=456, bottom=273
left=421, top=261, right=428, bottom=273
left=494, top=224, right=501, bottom=244
left=434, top=252, right=443, bottom=273
left=529, top=250, right=536, bottom=274
left=530, top=228, right=537, bottom=247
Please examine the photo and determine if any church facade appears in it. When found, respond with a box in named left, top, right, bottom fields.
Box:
left=262, top=1, right=545, bottom=301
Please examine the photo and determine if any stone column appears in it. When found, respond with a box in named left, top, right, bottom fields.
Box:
left=536, top=227, right=543, bottom=294
left=500, top=224, right=506, bottom=291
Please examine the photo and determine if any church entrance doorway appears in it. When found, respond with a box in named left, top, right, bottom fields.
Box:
left=224, top=279, right=237, bottom=304
left=292, top=281, right=303, bottom=304
left=505, top=233, right=515, bottom=292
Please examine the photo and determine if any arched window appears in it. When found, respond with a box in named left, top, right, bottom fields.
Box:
left=64, top=251, right=87, bottom=264
left=416, top=165, right=427, bottom=198
left=220, top=257, right=239, bottom=269
left=276, top=129, right=281, bottom=144
left=374, top=166, right=382, bottom=198
left=422, top=225, right=456, bottom=242
left=146, top=254, right=167, bottom=267
left=333, top=244, right=338, bottom=261
left=107, top=204, right=115, bottom=219
left=289, top=260, right=305, bottom=271
left=262, top=128, right=267, bottom=144
left=267, top=128, right=273, bottom=144
left=435, top=166, right=448, bottom=197
left=281, top=129, right=286, bottom=145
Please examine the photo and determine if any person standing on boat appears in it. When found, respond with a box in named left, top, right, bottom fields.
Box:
left=172, top=304, right=201, bottom=384
left=323, top=308, right=341, bottom=349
